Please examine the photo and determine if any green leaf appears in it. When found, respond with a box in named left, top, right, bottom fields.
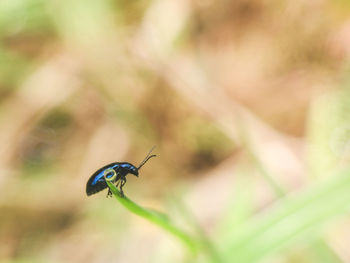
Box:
left=223, top=168, right=350, bottom=263
left=105, top=180, right=199, bottom=254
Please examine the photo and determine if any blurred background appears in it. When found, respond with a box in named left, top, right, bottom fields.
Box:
left=1, top=0, right=350, bottom=262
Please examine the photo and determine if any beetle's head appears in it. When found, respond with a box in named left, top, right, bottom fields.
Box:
left=129, top=166, right=139, bottom=177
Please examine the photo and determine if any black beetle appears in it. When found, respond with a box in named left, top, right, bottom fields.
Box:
left=86, top=147, right=156, bottom=197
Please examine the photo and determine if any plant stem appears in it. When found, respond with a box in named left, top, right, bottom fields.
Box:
left=106, top=181, right=199, bottom=253
left=170, top=196, right=223, bottom=263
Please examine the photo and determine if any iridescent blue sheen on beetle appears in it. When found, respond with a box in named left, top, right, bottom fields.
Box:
left=86, top=147, right=156, bottom=197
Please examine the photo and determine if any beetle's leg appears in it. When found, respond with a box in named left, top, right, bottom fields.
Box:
left=106, top=188, right=112, bottom=198
left=119, top=177, right=126, bottom=197
left=115, top=180, right=120, bottom=188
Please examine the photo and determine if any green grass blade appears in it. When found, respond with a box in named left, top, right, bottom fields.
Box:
left=223, top=168, right=350, bottom=263
left=309, top=238, right=343, bottom=263
left=169, top=195, right=223, bottom=263
left=105, top=181, right=199, bottom=254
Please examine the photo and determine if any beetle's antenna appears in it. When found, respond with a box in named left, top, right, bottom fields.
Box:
left=137, top=146, right=157, bottom=170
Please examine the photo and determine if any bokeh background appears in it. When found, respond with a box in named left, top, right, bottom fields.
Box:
left=1, top=0, right=350, bottom=262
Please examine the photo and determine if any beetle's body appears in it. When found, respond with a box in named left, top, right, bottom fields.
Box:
left=86, top=147, right=156, bottom=197
left=86, top=162, right=138, bottom=196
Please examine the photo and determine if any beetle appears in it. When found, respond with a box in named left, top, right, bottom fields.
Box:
left=86, top=147, right=156, bottom=197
